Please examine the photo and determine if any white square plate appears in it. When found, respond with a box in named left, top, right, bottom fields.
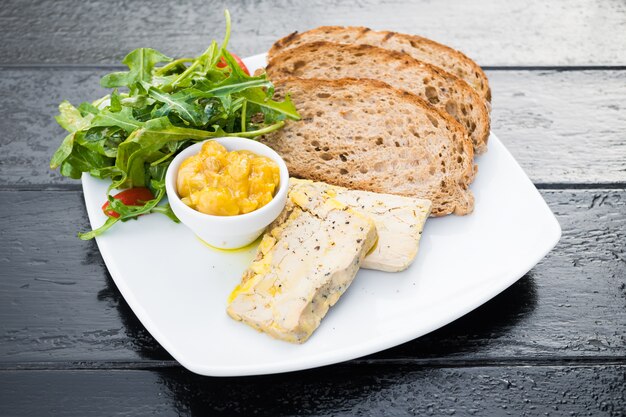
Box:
left=82, top=54, right=561, bottom=376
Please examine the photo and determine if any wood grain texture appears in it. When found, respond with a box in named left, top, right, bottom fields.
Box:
left=1, top=0, right=625, bottom=66
left=0, top=191, right=171, bottom=362
left=1, top=366, right=625, bottom=416
left=0, top=69, right=624, bottom=187
left=489, top=70, right=626, bottom=185
left=1, top=189, right=624, bottom=363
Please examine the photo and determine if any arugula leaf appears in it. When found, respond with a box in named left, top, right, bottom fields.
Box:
left=109, top=90, right=122, bottom=112
left=55, top=101, right=92, bottom=133
left=78, top=216, right=119, bottom=240
left=91, top=107, right=144, bottom=134
left=149, top=87, right=208, bottom=126
left=50, top=132, right=77, bottom=169
left=168, top=42, right=220, bottom=89
left=208, top=78, right=273, bottom=96
left=239, top=88, right=300, bottom=120
left=51, top=101, right=95, bottom=169
left=220, top=10, right=232, bottom=52
left=114, top=118, right=219, bottom=188
left=59, top=159, right=84, bottom=179
left=66, top=143, right=114, bottom=172
left=219, top=49, right=251, bottom=81
left=77, top=126, right=123, bottom=158
left=78, top=102, right=100, bottom=116
left=101, top=48, right=172, bottom=90
left=120, top=95, right=153, bottom=109
left=91, top=95, right=110, bottom=110
left=151, top=203, right=179, bottom=222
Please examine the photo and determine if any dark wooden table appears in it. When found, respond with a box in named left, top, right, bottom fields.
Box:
left=1, top=1, right=625, bottom=415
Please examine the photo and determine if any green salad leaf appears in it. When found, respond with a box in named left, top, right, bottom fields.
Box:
left=100, top=48, right=172, bottom=92
left=91, top=107, right=144, bottom=133
left=50, top=9, right=300, bottom=240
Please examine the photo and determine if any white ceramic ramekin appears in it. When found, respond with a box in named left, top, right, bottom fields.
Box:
left=165, top=137, right=289, bottom=249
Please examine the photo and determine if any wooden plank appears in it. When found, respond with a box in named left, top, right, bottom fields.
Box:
left=0, top=69, right=624, bottom=187
left=1, top=366, right=625, bottom=416
left=0, top=190, right=171, bottom=362
left=0, top=189, right=624, bottom=363
left=1, top=0, right=625, bottom=66
left=490, top=70, right=626, bottom=185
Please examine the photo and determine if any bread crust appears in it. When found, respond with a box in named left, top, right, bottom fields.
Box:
left=269, top=26, right=491, bottom=104
left=260, top=78, right=476, bottom=216
left=267, top=41, right=490, bottom=154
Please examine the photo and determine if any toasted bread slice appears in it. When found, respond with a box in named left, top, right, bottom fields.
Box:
left=289, top=178, right=432, bottom=272
left=267, top=42, right=490, bottom=153
left=259, top=78, right=476, bottom=216
left=227, top=183, right=377, bottom=343
left=269, top=26, right=491, bottom=103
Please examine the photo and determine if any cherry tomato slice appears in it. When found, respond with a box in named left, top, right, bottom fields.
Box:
left=102, top=187, right=154, bottom=218
left=216, top=52, right=250, bottom=75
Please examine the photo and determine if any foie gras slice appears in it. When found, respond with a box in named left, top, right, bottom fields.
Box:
left=226, top=184, right=377, bottom=344
left=289, top=179, right=432, bottom=272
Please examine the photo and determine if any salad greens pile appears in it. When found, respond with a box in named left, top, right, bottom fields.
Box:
left=50, top=10, right=300, bottom=240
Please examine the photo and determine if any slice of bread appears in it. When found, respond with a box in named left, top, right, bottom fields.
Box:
left=269, top=26, right=491, bottom=103
left=259, top=78, right=476, bottom=216
left=267, top=41, right=490, bottom=154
